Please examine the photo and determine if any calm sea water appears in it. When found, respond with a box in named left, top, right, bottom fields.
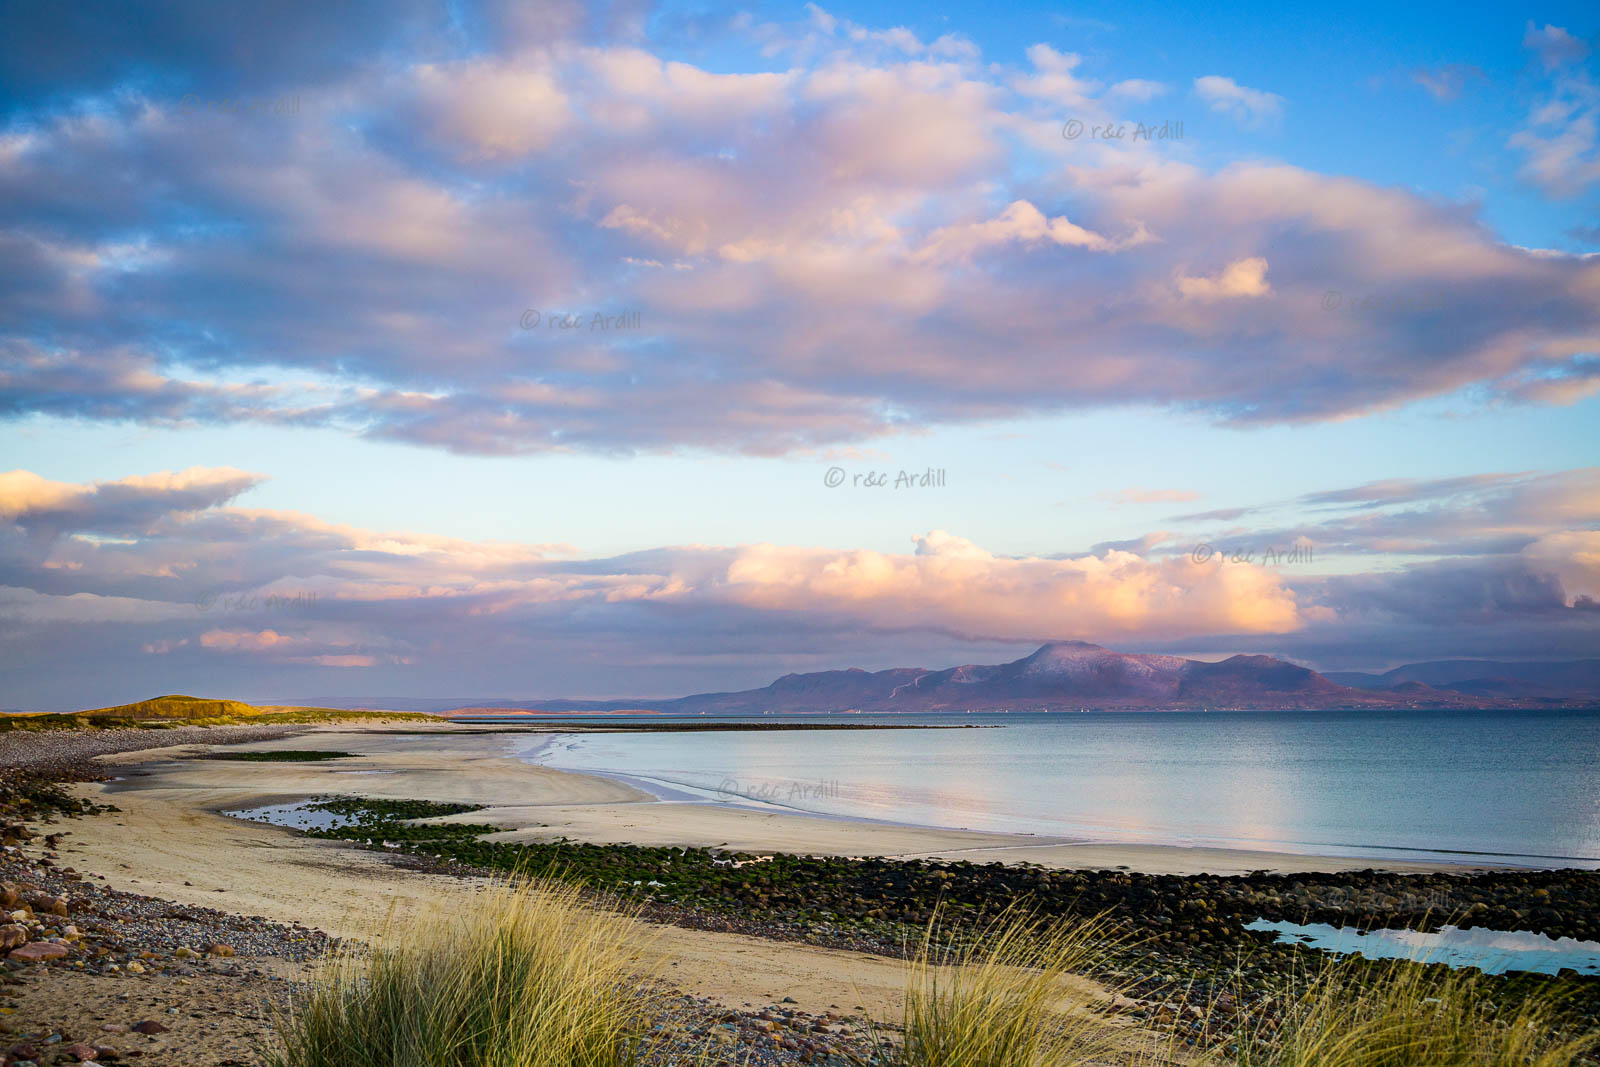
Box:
left=516, top=709, right=1600, bottom=868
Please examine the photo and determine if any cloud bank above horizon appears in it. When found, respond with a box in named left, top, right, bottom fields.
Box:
left=2, top=464, right=1595, bottom=708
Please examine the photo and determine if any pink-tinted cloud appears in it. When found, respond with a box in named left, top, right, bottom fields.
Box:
left=3, top=466, right=1597, bottom=710
left=1192, top=75, right=1284, bottom=126
left=1, top=19, right=1596, bottom=456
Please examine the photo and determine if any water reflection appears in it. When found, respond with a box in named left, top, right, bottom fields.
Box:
left=1245, top=919, right=1600, bottom=976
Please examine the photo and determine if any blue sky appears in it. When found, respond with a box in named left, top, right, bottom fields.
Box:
left=1, top=0, right=1597, bottom=708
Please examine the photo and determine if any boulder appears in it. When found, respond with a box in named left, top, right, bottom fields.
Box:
left=8, top=940, right=68, bottom=961
left=21, top=891, right=67, bottom=917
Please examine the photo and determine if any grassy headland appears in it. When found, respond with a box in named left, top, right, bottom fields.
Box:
left=0, top=694, right=437, bottom=733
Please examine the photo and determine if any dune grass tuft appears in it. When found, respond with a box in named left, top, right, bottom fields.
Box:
left=1225, top=954, right=1597, bottom=1067
left=878, top=908, right=1597, bottom=1067
left=877, top=907, right=1160, bottom=1067
left=266, top=877, right=665, bottom=1067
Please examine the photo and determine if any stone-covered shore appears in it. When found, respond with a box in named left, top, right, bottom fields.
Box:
left=283, top=796, right=1600, bottom=1055
left=3, top=725, right=1598, bottom=1064
left=0, top=730, right=884, bottom=1066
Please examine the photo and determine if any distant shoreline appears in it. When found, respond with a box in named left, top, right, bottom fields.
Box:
left=441, top=719, right=984, bottom=732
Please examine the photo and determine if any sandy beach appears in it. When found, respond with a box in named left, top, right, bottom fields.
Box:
left=42, top=722, right=1476, bottom=1019
left=62, top=724, right=1134, bottom=1022
left=102, top=724, right=1487, bottom=877
left=10, top=719, right=1597, bottom=1067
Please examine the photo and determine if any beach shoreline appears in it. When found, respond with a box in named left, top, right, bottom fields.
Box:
left=8, top=719, right=1600, bottom=1066
left=94, top=722, right=1508, bottom=876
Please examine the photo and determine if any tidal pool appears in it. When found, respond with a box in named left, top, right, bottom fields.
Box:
left=1245, top=919, right=1600, bottom=976
left=225, top=800, right=347, bottom=831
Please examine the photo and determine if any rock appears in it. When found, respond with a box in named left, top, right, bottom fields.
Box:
left=174, top=947, right=196, bottom=959
left=205, top=943, right=234, bottom=957
left=0, top=924, right=26, bottom=950
left=8, top=941, right=68, bottom=961
left=130, top=1021, right=168, bottom=1035
left=100, top=1025, right=130, bottom=1034
left=64, top=1043, right=99, bottom=1061
left=22, top=891, right=67, bottom=917
left=0, top=882, right=19, bottom=908
left=125, top=960, right=145, bottom=973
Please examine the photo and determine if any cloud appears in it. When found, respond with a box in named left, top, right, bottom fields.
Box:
left=1520, top=530, right=1600, bottom=602
left=1510, top=26, right=1600, bottom=196
left=1168, top=506, right=1252, bottom=523
left=913, top=200, right=1134, bottom=261
left=1524, top=23, right=1591, bottom=70
left=406, top=59, right=573, bottom=160
left=1088, top=531, right=1175, bottom=556
left=1411, top=64, right=1486, bottom=102
left=3, top=466, right=1597, bottom=707
left=1176, top=256, right=1271, bottom=300
left=1193, top=75, right=1284, bottom=126
left=1012, top=44, right=1098, bottom=109
left=0, top=8, right=1597, bottom=459
left=1174, top=468, right=1600, bottom=561
left=1108, top=79, right=1168, bottom=101
left=0, top=467, right=262, bottom=535
left=1498, top=356, right=1600, bottom=405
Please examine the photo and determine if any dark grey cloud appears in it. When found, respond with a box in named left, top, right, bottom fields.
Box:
left=0, top=0, right=450, bottom=118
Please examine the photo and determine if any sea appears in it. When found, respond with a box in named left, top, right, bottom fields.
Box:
left=509, top=708, right=1600, bottom=869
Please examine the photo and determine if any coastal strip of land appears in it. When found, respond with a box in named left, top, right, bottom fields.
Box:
left=5, top=719, right=1598, bottom=1067
left=84, top=726, right=1490, bottom=876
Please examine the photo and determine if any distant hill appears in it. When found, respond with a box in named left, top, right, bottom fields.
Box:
left=419, top=642, right=1597, bottom=715
left=76, top=694, right=263, bottom=719
left=646, top=642, right=1484, bottom=713
left=1325, top=659, right=1600, bottom=701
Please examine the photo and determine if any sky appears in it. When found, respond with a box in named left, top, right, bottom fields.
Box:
left=1, top=0, right=1597, bottom=711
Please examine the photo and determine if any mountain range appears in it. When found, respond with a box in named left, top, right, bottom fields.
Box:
left=302, top=643, right=1600, bottom=715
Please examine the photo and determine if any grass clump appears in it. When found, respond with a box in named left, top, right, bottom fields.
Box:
left=266, top=877, right=664, bottom=1067
left=1226, top=955, right=1598, bottom=1067
left=878, top=908, right=1155, bottom=1067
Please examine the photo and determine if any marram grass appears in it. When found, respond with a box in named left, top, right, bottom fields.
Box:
left=265, top=878, right=671, bottom=1067
left=264, top=877, right=1597, bottom=1067
left=878, top=907, right=1597, bottom=1067
left=1222, top=953, right=1598, bottom=1067
left=876, top=907, right=1178, bottom=1067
